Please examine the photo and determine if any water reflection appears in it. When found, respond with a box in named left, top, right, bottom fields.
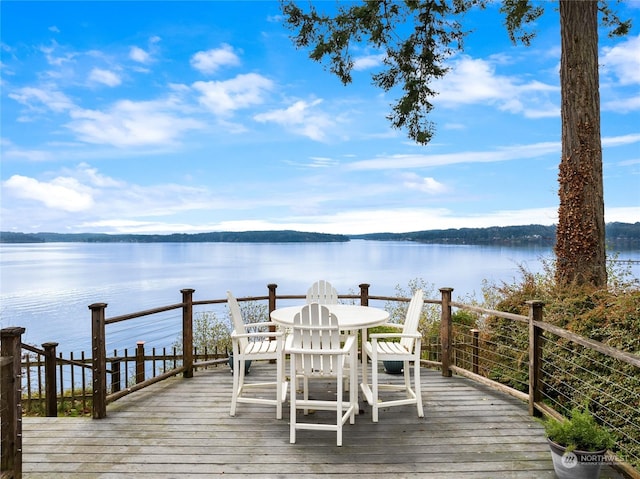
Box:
left=1, top=241, right=637, bottom=353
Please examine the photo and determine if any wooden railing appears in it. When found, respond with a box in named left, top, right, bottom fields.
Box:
left=1, top=327, right=24, bottom=479
left=2, top=283, right=639, bottom=479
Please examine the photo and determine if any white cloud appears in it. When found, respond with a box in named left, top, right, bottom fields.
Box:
left=88, top=68, right=121, bottom=87
left=603, top=95, right=640, bottom=113
left=353, top=53, right=385, bottom=71
left=40, top=41, right=75, bottom=67
left=215, top=206, right=560, bottom=235
left=602, top=133, right=640, bottom=147
left=349, top=141, right=560, bottom=170
left=193, top=73, right=273, bottom=115
left=190, top=44, right=241, bottom=74
left=8, top=86, right=75, bottom=113
left=601, top=34, right=640, bottom=86
left=129, top=46, right=150, bottom=64
left=1, top=164, right=226, bottom=233
left=253, top=99, right=334, bottom=141
left=433, top=55, right=559, bottom=118
left=348, top=134, right=640, bottom=171
left=66, top=99, right=203, bottom=147
left=308, top=157, right=339, bottom=168
left=400, top=173, right=448, bottom=194
left=2, top=174, right=94, bottom=212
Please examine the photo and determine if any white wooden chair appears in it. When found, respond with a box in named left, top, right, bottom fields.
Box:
left=228, top=291, right=287, bottom=419
left=286, top=303, right=357, bottom=446
left=306, top=280, right=339, bottom=304
left=304, top=280, right=354, bottom=391
left=361, top=289, right=425, bottom=422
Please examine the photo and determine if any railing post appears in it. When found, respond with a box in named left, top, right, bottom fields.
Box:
left=90, top=302, right=108, bottom=419
left=1, top=326, right=25, bottom=479
left=440, top=288, right=453, bottom=377
left=42, top=341, right=59, bottom=417
left=359, top=283, right=370, bottom=306
left=136, top=341, right=145, bottom=384
left=268, top=284, right=278, bottom=339
left=470, top=329, right=479, bottom=375
left=268, top=283, right=277, bottom=313
left=181, top=289, right=195, bottom=379
left=527, top=300, right=545, bottom=417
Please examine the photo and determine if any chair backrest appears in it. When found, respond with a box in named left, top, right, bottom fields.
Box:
left=227, top=291, right=248, bottom=350
left=400, top=289, right=424, bottom=350
left=292, top=303, right=341, bottom=375
left=306, top=280, right=339, bottom=304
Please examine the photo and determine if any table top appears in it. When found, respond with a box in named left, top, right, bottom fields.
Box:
left=270, top=303, right=389, bottom=330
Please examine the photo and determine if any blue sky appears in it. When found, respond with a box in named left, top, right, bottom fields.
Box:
left=1, top=1, right=639, bottom=235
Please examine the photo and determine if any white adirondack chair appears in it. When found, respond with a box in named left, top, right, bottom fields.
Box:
left=306, top=280, right=339, bottom=304
left=228, top=291, right=287, bottom=419
left=304, top=280, right=352, bottom=391
left=361, top=289, right=425, bottom=422
left=286, top=303, right=357, bottom=446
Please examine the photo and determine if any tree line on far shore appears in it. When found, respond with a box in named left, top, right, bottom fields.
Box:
left=1, top=222, right=638, bottom=247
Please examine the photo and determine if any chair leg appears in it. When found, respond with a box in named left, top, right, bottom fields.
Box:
left=276, top=354, right=283, bottom=420
left=230, top=354, right=240, bottom=416
left=349, top=353, right=357, bottom=424
left=415, top=358, right=424, bottom=418
left=290, top=356, right=297, bottom=444
left=336, top=368, right=343, bottom=447
left=404, top=361, right=412, bottom=398
left=372, top=357, right=379, bottom=423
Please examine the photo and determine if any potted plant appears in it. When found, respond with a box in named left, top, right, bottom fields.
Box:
left=543, top=406, right=615, bottom=479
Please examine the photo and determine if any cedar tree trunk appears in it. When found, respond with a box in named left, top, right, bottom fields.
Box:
left=556, top=0, right=607, bottom=287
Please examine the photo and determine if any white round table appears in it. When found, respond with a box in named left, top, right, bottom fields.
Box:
left=270, top=304, right=389, bottom=329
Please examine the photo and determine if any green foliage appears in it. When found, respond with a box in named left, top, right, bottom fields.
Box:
left=384, top=277, right=439, bottom=331
left=281, top=0, right=470, bottom=145
left=500, top=0, right=544, bottom=46
left=281, top=1, right=631, bottom=146
left=194, top=311, right=232, bottom=353
left=544, top=406, right=616, bottom=452
left=480, top=258, right=639, bottom=467
left=176, top=300, right=269, bottom=355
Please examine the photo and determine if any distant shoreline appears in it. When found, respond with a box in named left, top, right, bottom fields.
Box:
left=1, top=223, right=638, bottom=248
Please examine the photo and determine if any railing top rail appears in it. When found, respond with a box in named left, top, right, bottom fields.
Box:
left=450, top=301, right=529, bottom=323
left=105, top=302, right=184, bottom=325
left=449, top=299, right=639, bottom=369
left=21, top=343, right=44, bottom=356
left=533, top=319, right=640, bottom=369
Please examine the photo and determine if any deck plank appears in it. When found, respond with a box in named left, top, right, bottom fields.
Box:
left=21, top=363, right=626, bottom=478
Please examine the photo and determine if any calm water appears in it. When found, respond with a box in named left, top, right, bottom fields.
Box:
left=1, top=241, right=638, bottom=353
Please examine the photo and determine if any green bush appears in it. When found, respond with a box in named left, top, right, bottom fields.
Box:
left=479, top=259, right=640, bottom=468
left=544, top=406, right=615, bottom=452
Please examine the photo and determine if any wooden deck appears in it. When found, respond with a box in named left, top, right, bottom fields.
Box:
left=21, top=363, right=626, bottom=478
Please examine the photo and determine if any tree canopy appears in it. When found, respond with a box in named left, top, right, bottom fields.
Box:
left=280, top=0, right=632, bottom=288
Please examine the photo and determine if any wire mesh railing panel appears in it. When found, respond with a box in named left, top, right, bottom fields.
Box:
left=539, top=334, right=640, bottom=468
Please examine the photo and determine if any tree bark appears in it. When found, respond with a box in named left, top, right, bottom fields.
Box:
left=556, top=0, right=607, bottom=287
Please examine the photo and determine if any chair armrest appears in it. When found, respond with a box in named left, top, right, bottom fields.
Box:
left=244, top=321, right=280, bottom=330
left=231, top=330, right=284, bottom=340
left=370, top=332, right=421, bottom=340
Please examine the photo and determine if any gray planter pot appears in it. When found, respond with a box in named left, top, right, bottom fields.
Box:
left=383, top=360, right=404, bottom=374
left=547, top=438, right=605, bottom=479
left=228, top=355, right=251, bottom=375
